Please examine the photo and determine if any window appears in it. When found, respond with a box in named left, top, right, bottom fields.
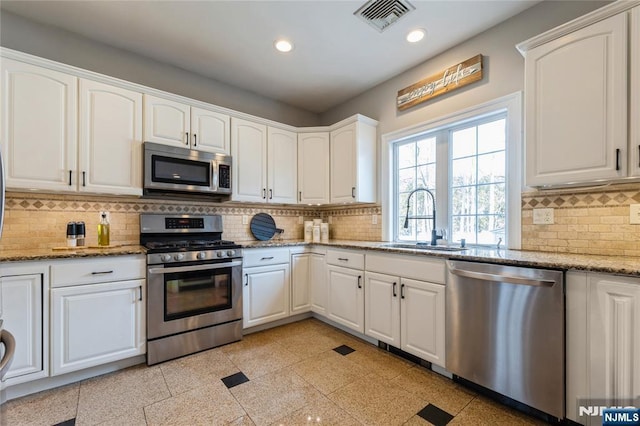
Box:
left=386, top=93, right=521, bottom=248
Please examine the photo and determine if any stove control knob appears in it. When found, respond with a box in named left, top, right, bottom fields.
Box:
left=217, top=251, right=225, bottom=258
left=227, top=250, right=235, bottom=257
left=161, top=254, right=172, bottom=262
left=196, top=252, right=206, bottom=260
left=174, top=253, right=185, bottom=261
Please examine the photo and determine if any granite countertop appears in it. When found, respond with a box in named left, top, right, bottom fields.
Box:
left=0, top=245, right=147, bottom=262
left=239, top=239, right=640, bottom=277
left=2, top=239, right=638, bottom=277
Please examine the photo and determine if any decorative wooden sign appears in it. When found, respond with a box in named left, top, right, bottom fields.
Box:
left=397, top=54, right=483, bottom=110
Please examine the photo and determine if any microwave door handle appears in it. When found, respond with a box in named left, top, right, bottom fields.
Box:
left=148, top=260, right=242, bottom=275
left=211, top=161, right=219, bottom=191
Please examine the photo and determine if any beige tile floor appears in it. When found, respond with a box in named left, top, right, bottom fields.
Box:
left=1, top=319, right=547, bottom=426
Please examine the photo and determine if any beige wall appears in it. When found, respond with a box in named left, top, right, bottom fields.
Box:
left=0, top=11, right=319, bottom=127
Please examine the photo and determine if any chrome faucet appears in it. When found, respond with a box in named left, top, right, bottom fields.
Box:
left=403, top=188, right=443, bottom=246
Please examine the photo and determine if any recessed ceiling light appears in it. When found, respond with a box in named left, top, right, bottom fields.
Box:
left=274, top=39, right=294, bottom=53
left=406, top=29, right=426, bottom=43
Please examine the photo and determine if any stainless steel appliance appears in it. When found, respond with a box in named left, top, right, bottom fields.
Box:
left=141, top=214, right=242, bottom=365
left=446, top=260, right=564, bottom=419
left=143, top=142, right=232, bottom=197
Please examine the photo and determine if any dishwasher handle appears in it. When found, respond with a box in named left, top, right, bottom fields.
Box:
left=448, top=267, right=557, bottom=287
left=0, top=328, right=16, bottom=381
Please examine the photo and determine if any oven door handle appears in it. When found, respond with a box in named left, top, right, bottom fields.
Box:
left=148, top=260, right=243, bottom=275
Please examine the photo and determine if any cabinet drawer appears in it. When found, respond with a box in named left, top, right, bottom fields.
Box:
left=243, top=248, right=290, bottom=267
left=326, top=249, right=364, bottom=270
left=366, top=253, right=445, bottom=284
left=51, top=255, right=145, bottom=288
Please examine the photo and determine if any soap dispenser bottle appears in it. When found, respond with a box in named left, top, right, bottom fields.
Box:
left=97, top=212, right=110, bottom=246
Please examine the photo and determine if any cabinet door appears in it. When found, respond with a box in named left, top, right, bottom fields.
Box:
left=330, top=124, right=356, bottom=203
left=231, top=118, right=267, bottom=202
left=400, top=278, right=445, bottom=367
left=310, top=253, right=327, bottom=316
left=1, top=58, right=77, bottom=192
left=79, top=79, right=142, bottom=195
left=51, top=279, right=145, bottom=376
left=267, top=127, right=298, bottom=204
left=290, top=254, right=311, bottom=314
left=0, top=274, right=43, bottom=381
left=143, top=94, right=190, bottom=148
left=589, top=274, right=640, bottom=405
left=191, top=106, right=230, bottom=154
left=524, top=13, right=627, bottom=186
left=630, top=7, right=640, bottom=177
left=364, top=272, right=400, bottom=347
left=298, top=133, right=330, bottom=204
left=326, top=265, right=364, bottom=333
left=243, top=263, right=290, bottom=328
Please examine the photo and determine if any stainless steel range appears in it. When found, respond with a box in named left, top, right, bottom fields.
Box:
left=141, top=214, right=242, bottom=365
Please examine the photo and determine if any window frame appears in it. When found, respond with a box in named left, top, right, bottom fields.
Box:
left=381, top=92, right=522, bottom=249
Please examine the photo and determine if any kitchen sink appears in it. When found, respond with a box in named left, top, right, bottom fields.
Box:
left=381, top=243, right=467, bottom=252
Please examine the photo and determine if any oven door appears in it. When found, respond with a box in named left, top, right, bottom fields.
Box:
left=147, top=260, right=242, bottom=339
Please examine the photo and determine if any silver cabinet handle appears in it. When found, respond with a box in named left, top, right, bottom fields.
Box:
left=337, top=257, right=349, bottom=262
left=68, top=170, right=72, bottom=186
left=269, top=189, right=273, bottom=200
left=352, top=187, right=355, bottom=198
left=185, top=132, right=190, bottom=146
left=299, top=191, right=302, bottom=202
left=392, top=282, right=397, bottom=297
left=91, top=270, right=114, bottom=275
left=357, top=275, right=362, bottom=289
left=149, top=261, right=242, bottom=275
left=261, top=256, right=274, bottom=260
left=448, top=267, right=556, bottom=287
left=0, top=329, right=16, bottom=381
left=138, top=286, right=143, bottom=301
left=82, top=171, right=86, bottom=187
left=262, top=188, right=266, bottom=199
left=244, top=273, right=248, bottom=286
left=400, top=283, right=405, bottom=299
left=193, top=133, right=197, bottom=147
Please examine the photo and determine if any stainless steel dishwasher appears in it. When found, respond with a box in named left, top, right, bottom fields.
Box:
left=446, top=260, right=564, bottom=419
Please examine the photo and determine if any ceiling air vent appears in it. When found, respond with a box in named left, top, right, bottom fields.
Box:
left=354, top=0, right=415, bottom=32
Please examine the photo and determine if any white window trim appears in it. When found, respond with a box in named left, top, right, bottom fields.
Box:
left=381, top=92, right=523, bottom=249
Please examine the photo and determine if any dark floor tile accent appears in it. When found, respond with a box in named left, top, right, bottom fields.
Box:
left=221, top=371, right=250, bottom=389
left=54, top=420, right=76, bottom=426
left=333, top=344, right=355, bottom=356
left=417, top=404, right=454, bottom=426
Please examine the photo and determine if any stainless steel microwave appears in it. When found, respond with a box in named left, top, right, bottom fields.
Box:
left=144, top=142, right=232, bottom=197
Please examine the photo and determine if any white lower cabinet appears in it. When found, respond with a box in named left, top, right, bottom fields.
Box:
left=290, top=253, right=311, bottom=315
left=327, top=264, right=364, bottom=333
left=51, top=279, right=145, bottom=376
left=309, top=252, right=327, bottom=316
left=364, top=253, right=446, bottom=367
left=566, top=272, right=640, bottom=425
left=0, top=263, right=48, bottom=387
left=243, top=264, right=290, bottom=328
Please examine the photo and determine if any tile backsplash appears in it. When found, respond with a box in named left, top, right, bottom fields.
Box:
left=0, top=192, right=382, bottom=250
left=521, top=182, right=640, bottom=256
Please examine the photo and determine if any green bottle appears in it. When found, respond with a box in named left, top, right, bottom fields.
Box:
left=98, top=212, right=110, bottom=246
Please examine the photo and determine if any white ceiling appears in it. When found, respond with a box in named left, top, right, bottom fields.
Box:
left=0, top=0, right=540, bottom=113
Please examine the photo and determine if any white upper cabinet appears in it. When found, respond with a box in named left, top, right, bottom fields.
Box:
left=231, top=118, right=268, bottom=202
left=144, top=94, right=230, bottom=154
left=631, top=7, right=640, bottom=177
left=330, top=119, right=377, bottom=203
left=191, top=106, right=230, bottom=154
left=519, top=6, right=635, bottom=187
left=298, top=132, right=330, bottom=204
left=79, top=79, right=142, bottom=196
left=231, top=118, right=297, bottom=204
left=1, top=58, right=78, bottom=192
left=267, top=127, right=298, bottom=204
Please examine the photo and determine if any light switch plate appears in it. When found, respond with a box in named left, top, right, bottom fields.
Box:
left=372, top=214, right=378, bottom=225
left=630, top=204, right=640, bottom=224
left=242, top=215, right=248, bottom=225
left=533, top=208, right=554, bottom=225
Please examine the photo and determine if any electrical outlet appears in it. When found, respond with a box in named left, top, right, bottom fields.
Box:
left=630, top=204, right=640, bottom=224
left=532, top=208, right=554, bottom=225
left=242, top=215, right=248, bottom=225
left=372, top=214, right=378, bottom=225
